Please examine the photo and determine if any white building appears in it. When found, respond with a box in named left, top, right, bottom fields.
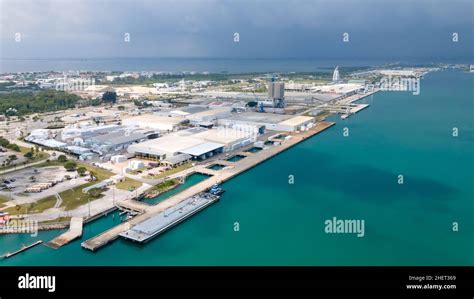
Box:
left=218, top=112, right=314, bottom=132
left=185, top=108, right=232, bottom=125
left=332, top=66, right=340, bottom=82
left=275, top=116, right=315, bottom=132
left=127, top=133, right=225, bottom=161
left=61, top=124, right=120, bottom=141
left=191, top=127, right=256, bottom=151
left=128, top=160, right=145, bottom=170
left=122, top=115, right=185, bottom=131
left=111, top=155, right=127, bottom=163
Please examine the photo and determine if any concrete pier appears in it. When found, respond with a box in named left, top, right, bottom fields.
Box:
left=1, top=241, right=43, bottom=259
left=120, top=193, right=219, bottom=243
left=81, top=122, right=335, bottom=251
left=46, top=217, right=83, bottom=249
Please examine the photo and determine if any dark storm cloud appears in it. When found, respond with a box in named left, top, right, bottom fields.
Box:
left=0, top=0, right=472, bottom=59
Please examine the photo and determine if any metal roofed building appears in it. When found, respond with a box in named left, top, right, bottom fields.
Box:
left=26, top=138, right=67, bottom=149
left=315, top=83, right=364, bottom=96
left=179, top=142, right=224, bottom=160
left=83, top=129, right=152, bottom=153
left=167, top=105, right=209, bottom=118
left=161, top=153, right=192, bottom=167
left=127, top=134, right=224, bottom=161
left=191, top=127, right=256, bottom=151
left=217, top=112, right=292, bottom=131
left=122, top=114, right=186, bottom=131
left=218, top=112, right=315, bottom=132
left=185, top=108, right=232, bottom=125
left=61, top=124, right=121, bottom=141
left=275, top=115, right=315, bottom=132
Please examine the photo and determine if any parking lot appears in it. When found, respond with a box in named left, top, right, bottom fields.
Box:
left=0, top=166, right=88, bottom=204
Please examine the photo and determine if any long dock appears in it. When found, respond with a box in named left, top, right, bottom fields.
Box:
left=81, top=121, right=335, bottom=251
left=120, top=193, right=219, bottom=243
left=1, top=240, right=43, bottom=259
left=46, top=217, right=83, bottom=249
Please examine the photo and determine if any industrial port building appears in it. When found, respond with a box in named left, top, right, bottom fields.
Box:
left=127, top=126, right=256, bottom=161
left=218, top=112, right=315, bottom=132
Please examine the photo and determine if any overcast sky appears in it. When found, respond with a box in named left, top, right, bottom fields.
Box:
left=0, top=0, right=472, bottom=60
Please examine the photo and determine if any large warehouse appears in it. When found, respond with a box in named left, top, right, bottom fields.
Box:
left=275, top=115, right=315, bottom=132
left=122, top=114, right=186, bottom=131
left=127, top=134, right=224, bottom=161
left=185, top=108, right=232, bottom=125
left=218, top=112, right=315, bottom=132
left=127, top=126, right=255, bottom=161
left=191, top=127, right=255, bottom=151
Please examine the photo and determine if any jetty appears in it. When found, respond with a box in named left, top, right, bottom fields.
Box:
left=1, top=240, right=43, bottom=259
left=46, top=217, right=83, bottom=249
left=82, top=121, right=335, bottom=251
left=120, top=193, right=219, bottom=243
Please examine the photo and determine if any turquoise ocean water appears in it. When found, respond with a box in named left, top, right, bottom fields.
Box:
left=0, top=70, right=472, bottom=266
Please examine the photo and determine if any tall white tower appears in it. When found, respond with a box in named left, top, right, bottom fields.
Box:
left=332, top=66, right=340, bottom=82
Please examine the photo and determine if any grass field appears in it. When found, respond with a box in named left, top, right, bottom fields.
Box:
left=56, top=186, right=105, bottom=211
left=116, top=178, right=142, bottom=191
left=37, top=159, right=114, bottom=181
left=145, top=179, right=180, bottom=197
left=0, top=195, right=8, bottom=209
left=143, top=162, right=193, bottom=179
left=3, top=196, right=57, bottom=215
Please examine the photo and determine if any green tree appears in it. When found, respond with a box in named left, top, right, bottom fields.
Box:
left=0, top=90, right=81, bottom=116
left=0, top=137, right=9, bottom=147
left=64, top=161, right=77, bottom=171
left=6, top=143, right=20, bottom=152
left=24, top=151, right=34, bottom=160
left=87, top=187, right=103, bottom=198
left=102, top=91, right=117, bottom=103
left=77, top=166, right=87, bottom=176
left=90, top=98, right=101, bottom=106
left=57, top=155, right=68, bottom=163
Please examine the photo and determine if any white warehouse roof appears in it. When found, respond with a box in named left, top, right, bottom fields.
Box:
left=122, top=115, right=184, bottom=131
left=179, top=142, right=224, bottom=156
left=192, top=128, right=254, bottom=145
left=127, top=135, right=203, bottom=156
left=277, top=116, right=314, bottom=127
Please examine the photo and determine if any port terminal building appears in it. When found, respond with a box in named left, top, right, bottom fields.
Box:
left=218, top=112, right=315, bottom=132
left=127, top=127, right=256, bottom=161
